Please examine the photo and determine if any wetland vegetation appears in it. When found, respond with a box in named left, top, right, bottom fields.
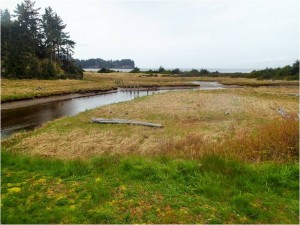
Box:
left=2, top=82, right=299, bottom=223
left=1, top=72, right=299, bottom=102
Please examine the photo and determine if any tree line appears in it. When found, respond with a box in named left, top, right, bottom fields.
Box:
left=247, top=60, right=299, bottom=80
left=1, top=0, right=83, bottom=79
left=75, top=58, right=135, bottom=69
left=130, top=66, right=218, bottom=76
left=131, top=61, right=299, bottom=80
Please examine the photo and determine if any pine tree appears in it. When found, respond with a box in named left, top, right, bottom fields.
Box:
left=1, top=9, right=12, bottom=74
left=1, top=0, right=82, bottom=79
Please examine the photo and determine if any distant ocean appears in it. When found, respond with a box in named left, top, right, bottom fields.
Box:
left=141, top=68, right=256, bottom=73
left=84, top=68, right=132, bottom=72
left=83, top=68, right=257, bottom=73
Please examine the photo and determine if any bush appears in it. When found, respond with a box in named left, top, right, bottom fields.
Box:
left=97, top=68, right=115, bottom=73
left=171, top=68, right=182, bottom=74
left=40, top=59, right=64, bottom=79
left=24, top=56, right=42, bottom=78
left=158, top=66, right=165, bottom=73
left=130, top=67, right=140, bottom=73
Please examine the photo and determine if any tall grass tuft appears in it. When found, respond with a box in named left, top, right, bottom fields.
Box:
left=157, top=117, right=299, bottom=162
left=227, top=116, right=299, bottom=162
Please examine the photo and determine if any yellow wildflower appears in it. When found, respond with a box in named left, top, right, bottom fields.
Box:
left=8, top=187, right=21, bottom=193
left=120, top=185, right=127, bottom=191
left=37, top=178, right=46, bottom=184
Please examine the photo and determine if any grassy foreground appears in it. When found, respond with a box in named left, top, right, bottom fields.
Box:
left=1, top=72, right=299, bottom=101
left=1, top=86, right=299, bottom=223
left=1, top=152, right=298, bottom=224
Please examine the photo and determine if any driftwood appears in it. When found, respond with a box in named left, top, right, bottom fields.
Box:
left=91, top=118, right=163, bottom=128
left=277, top=107, right=289, bottom=118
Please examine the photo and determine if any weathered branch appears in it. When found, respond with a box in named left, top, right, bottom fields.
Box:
left=91, top=118, right=163, bottom=128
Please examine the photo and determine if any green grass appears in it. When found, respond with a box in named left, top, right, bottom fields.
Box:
left=1, top=151, right=298, bottom=224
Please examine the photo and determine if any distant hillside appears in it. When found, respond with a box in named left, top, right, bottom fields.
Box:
left=75, top=58, right=135, bottom=69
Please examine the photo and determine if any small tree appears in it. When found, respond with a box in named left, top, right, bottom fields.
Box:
left=171, top=68, right=181, bottom=74
left=158, top=66, right=165, bottom=73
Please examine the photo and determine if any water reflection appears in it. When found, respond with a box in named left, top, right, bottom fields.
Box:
left=1, top=82, right=224, bottom=137
left=1, top=89, right=165, bottom=137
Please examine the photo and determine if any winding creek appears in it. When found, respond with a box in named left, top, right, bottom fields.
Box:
left=1, top=81, right=225, bottom=137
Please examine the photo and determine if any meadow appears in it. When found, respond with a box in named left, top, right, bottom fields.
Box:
left=1, top=80, right=299, bottom=223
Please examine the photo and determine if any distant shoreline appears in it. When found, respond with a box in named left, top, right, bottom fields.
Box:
left=83, top=68, right=257, bottom=73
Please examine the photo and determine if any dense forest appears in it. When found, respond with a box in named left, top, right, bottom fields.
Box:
left=75, top=58, right=135, bottom=69
left=132, top=61, right=299, bottom=80
left=1, top=0, right=83, bottom=79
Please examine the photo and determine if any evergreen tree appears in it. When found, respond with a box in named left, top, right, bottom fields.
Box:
left=14, top=0, right=40, bottom=56
left=1, top=9, right=12, bottom=74
left=1, top=0, right=82, bottom=79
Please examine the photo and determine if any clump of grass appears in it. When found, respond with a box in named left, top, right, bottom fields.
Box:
left=153, top=117, right=299, bottom=162
left=156, top=133, right=215, bottom=159
left=224, top=116, right=299, bottom=162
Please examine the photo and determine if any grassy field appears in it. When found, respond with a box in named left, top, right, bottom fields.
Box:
left=1, top=85, right=299, bottom=223
left=1, top=72, right=299, bottom=101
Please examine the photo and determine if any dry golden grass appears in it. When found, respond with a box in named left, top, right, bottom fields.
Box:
left=198, top=77, right=299, bottom=86
left=2, top=72, right=298, bottom=101
left=224, top=116, right=299, bottom=162
left=3, top=86, right=299, bottom=162
left=1, top=76, right=116, bottom=101
left=85, top=72, right=299, bottom=87
left=0, top=72, right=200, bottom=101
left=84, top=72, right=204, bottom=88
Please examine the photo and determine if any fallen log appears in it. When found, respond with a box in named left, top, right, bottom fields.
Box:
left=91, top=118, right=163, bottom=128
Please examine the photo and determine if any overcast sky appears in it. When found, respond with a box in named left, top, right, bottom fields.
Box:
left=2, top=0, right=299, bottom=69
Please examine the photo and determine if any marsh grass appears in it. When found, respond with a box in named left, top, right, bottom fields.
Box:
left=207, top=77, right=299, bottom=87
left=3, top=88, right=298, bottom=162
left=224, top=116, right=299, bottom=162
left=158, top=116, right=299, bottom=162
left=1, top=72, right=200, bottom=101
left=2, top=72, right=298, bottom=101
left=1, top=76, right=116, bottom=101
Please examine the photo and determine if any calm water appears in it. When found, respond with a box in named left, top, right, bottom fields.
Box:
left=1, top=82, right=224, bottom=137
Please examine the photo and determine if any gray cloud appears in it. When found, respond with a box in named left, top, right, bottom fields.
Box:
left=2, top=0, right=299, bottom=69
